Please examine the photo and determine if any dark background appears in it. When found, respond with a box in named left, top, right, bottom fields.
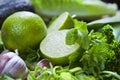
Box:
left=102, top=0, right=120, bottom=9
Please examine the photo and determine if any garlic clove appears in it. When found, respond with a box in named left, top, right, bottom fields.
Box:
left=7, top=58, right=28, bottom=78
left=0, top=55, right=10, bottom=74
left=0, top=51, right=28, bottom=79
left=37, top=59, right=50, bottom=68
left=3, top=52, right=17, bottom=59
left=1, top=53, right=19, bottom=74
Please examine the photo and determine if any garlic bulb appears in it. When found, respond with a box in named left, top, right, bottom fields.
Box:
left=37, top=59, right=50, bottom=68
left=0, top=50, right=28, bottom=79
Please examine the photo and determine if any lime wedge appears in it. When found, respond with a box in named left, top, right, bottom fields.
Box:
left=40, top=30, right=79, bottom=65
left=47, top=12, right=74, bottom=33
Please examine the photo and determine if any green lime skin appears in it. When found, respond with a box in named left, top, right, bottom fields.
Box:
left=1, top=11, right=47, bottom=52
left=40, top=30, right=79, bottom=65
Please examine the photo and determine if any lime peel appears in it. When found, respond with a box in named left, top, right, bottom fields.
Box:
left=47, top=12, right=74, bottom=33
left=40, top=30, right=80, bottom=65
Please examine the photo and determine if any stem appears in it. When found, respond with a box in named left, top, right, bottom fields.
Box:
left=101, top=71, right=120, bottom=79
left=69, top=67, right=83, bottom=74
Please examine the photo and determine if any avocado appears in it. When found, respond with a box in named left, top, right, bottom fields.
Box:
left=0, top=0, right=34, bottom=28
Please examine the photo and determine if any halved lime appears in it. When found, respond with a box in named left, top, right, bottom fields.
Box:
left=40, top=30, right=79, bottom=65
left=47, top=12, right=74, bottom=33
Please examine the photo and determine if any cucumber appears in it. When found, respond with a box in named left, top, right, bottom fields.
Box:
left=0, top=0, right=34, bottom=27
left=30, top=0, right=117, bottom=21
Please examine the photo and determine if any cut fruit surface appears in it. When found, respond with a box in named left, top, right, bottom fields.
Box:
left=47, top=12, right=74, bottom=33
left=40, top=30, right=79, bottom=65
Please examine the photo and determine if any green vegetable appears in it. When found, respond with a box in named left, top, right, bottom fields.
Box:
left=59, top=72, right=74, bottom=80
left=87, top=13, right=120, bottom=41
left=65, top=19, right=120, bottom=79
left=66, top=19, right=89, bottom=50
left=30, top=0, right=117, bottom=21
left=1, top=11, right=120, bottom=80
left=87, top=14, right=120, bottom=30
left=28, top=18, right=120, bottom=80
left=66, top=28, right=78, bottom=45
left=113, top=25, right=120, bottom=41
left=101, top=71, right=120, bottom=80
left=27, top=63, right=96, bottom=80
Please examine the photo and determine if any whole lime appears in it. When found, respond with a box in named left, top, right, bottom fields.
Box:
left=1, top=11, right=47, bottom=52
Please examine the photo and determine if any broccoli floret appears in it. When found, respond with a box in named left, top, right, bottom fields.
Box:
left=102, top=24, right=115, bottom=44
left=80, top=24, right=120, bottom=76
left=101, top=25, right=120, bottom=74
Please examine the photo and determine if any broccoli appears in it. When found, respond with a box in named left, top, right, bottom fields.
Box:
left=66, top=19, right=120, bottom=78
left=102, top=24, right=115, bottom=44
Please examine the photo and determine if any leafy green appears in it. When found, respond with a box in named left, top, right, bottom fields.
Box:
left=3, top=13, right=120, bottom=80
left=19, top=48, right=41, bottom=70
left=101, top=71, right=120, bottom=80
left=27, top=63, right=97, bottom=80
left=66, top=19, right=89, bottom=49
left=113, top=24, right=120, bottom=41
left=87, top=15, right=120, bottom=30
left=68, top=50, right=83, bottom=68
left=102, top=24, right=115, bottom=43
left=65, top=19, right=120, bottom=79
left=30, top=0, right=117, bottom=21
left=74, top=20, right=89, bottom=50
left=66, top=28, right=78, bottom=45
left=27, top=19, right=120, bottom=80
left=59, top=72, right=74, bottom=80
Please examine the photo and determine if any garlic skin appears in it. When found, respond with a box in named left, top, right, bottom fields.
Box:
left=0, top=51, right=28, bottom=79
left=37, top=59, right=50, bottom=68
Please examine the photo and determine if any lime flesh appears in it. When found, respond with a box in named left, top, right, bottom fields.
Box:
left=47, top=12, right=74, bottom=33
left=40, top=30, right=79, bottom=65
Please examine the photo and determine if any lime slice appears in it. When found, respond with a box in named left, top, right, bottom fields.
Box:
left=47, top=12, right=74, bottom=33
left=40, top=30, right=79, bottom=65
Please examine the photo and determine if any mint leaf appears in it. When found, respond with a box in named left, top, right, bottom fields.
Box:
left=68, top=48, right=84, bottom=68
left=65, top=28, right=78, bottom=45
left=74, top=19, right=88, bottom=34
left=74, top=19, right=90, bottom=49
